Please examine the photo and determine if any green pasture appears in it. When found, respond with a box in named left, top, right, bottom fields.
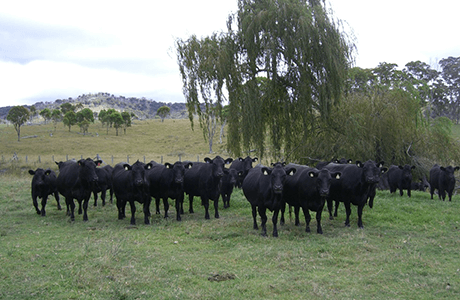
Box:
left=1, top=119, right=460, bottom=299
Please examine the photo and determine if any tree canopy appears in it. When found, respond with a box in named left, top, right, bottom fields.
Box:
left=156, top=106, right=170, bottom=122
left=176, top=0, right=353, bottom=160
left=7, top=106, right=30, bottom=141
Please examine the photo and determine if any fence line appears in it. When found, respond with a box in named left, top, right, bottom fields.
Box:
left=1, top=153, right=206, bottom=167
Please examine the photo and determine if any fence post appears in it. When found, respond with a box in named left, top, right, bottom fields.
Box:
left=127, top=155, right=129, bottom=164
left=52, top=155, right=54, bottom=162
left=66, top=154, right=68, bottom=161
left=197, top=155, right=199, bottom=162
left=26, top=155, right=28, bottom=163
left=144, top=156, right=146, bottom=163
left=38, top=156, right=41, bottom=163
left=161, top=156, right=163, bottom=164
left=112, top=156, right=114, bottom=165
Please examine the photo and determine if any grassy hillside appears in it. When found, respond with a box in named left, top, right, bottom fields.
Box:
left=0, top=119, right=231, bottom=172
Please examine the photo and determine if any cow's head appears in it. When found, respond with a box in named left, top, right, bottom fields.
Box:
left=77, top=158, right=101, bottom=185
left=205, top=156, right=233, bottom=178
left=263, top=162, right=296, bottom=194
left=130, top=160, right=152, bottom=187
left=310, top=169, right=341, bottom=197
left=357, top=160, right=385, bottom=184
left=166, top=161, right=193, bottom=184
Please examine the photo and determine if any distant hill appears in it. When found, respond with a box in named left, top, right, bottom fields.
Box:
left=0, top=93, right=189, bottom=120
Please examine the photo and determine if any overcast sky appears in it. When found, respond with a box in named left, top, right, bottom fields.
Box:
left=1, top=0, right=459, bottom=108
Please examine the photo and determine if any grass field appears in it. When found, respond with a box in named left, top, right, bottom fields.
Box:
left=1, top=120, right=460, bottom=299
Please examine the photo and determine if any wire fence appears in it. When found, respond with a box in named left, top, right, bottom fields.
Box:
left=1, top=153, right=210, bottom=169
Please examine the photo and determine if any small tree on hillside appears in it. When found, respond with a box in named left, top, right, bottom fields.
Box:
left=7, top=106, right=30, bottom=141
left=110, top=111, right=124, bottom=136
left=39, top=108, right=51, bottom=124
left=29, top=106, right=37, bottom=122
left=60, top=103, right=75, bottom=115
left=51, top=109, right=62, bottom=132
left=121, top=111, right=132, bottom=134
left=63, top=111, right=77, bottom=132
left=157, top=105, right=170, bottom=122
left=76, top=108, right=94, bottom=135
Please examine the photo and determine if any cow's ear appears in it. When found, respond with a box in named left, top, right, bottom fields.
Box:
left=145, top=163, right=153, bottom=170
left=455, top=166, right=460, bottom=171
left=96, top=160, right=103, bottom=166
left=238, top=171, right=244, bottom=177
left=347, top=159, right=353, bottom=164
left=308, top=171, right=318, bottom=178
left=356, top=161, right=363, bottom=168
left=411, top=165, right=416, bottom=170
left=381, top=167, right=388, bottom=174
left=45, top=170, right=52, bottom=176
left=123, top=164, right=131, bottom=171
left=287, top=168, right=296, bottom=176
left=398, top=165, right=403, bottom=170
left=378, top=161, right=385, bottom=168
left=29, top=170, right=35, bottom=175
left=165, top=163, right=172, bottom=169
left=334, top=172, right=341, bottom=179
left=253, top=157, right=258, bottom=162
left=440, top=166, right=446, bottom=171
left=238, top=157, right=244, bottom=162
left=204, top=157, right=212, bottom=163
left=186, top=162, right=193, bottom=169
left=262, top=167, right=271, bottom=175
left=225, top=158, right=233, bottom=164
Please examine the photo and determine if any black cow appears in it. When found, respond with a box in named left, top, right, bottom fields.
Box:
left=112, top=160, right=153, bottom=225
left=429, top=164, right=460, bottom=201
left=220, top=167, right=242, bottom=209
left=324, top=160, right=385, bottom=228
left=93, top=164, right=114, bottom=206
left=229, top=156, right=258, bottom=187
left=242, top=163, right=296, bottom=237
left=28, top=168, right=61, bottom=216
left=147, top=161, right=193, bottom=221
left=283, top=164, right=341, bottom=234
left=56, top=158, right=102, bottom=221
left=184, top=156, right=233, bottom=219
left=411, top=175, right=430, bottom=192
left=387, top=165, right=416, bottom=197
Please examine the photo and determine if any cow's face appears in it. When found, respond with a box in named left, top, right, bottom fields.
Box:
left=227, top=168, right=240, bottom=186
left=168, top=162, right=192, bottom=184
left=312, top=169, right=341, bottom=197
left=243, top=156, right=258, bottom=175
left=400, top=165, right=415, bottom=183
left=78, top=159, right=99, bottom=185
left=131, top=161, right=152, bottom=187
left=264, top=163, right=296, bottom=194
left=29, top=168, right=52, bottom=192
left=441, top=166, right=459, bottom=186
left=359, top=160, right=384, bottom=184
left=205, top=156, right=233, bottom=178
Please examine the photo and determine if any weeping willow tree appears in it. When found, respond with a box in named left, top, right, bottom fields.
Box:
left=176, top=0, right=353, bottom=161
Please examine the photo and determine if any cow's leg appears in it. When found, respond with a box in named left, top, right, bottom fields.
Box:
left=143, top=199, right=151, bottom=225
left=343, top=201, right=351, bottom=227
left=155, top=197, right=161, bottom=214
left=407, top=188, right=411, bottom=198
left=188, top=194, right=194, bottom=214
left=54, top=192, right=62, bottom=210
left=301, top=206, right=311, bottom=232
left=93, top=192, right=98, bottom=207
left=213, top=198, right=219, bottom=219
left=258, top=206, right=268, bottom=237
left=67, top=197, right=75, bottom=221
left=279, top=203, right=285, bottom=225
left=399, top=188, right=403, bottom=196
left=82, top=197, right=90, bottom=221
left=315, top=206, right=324, bottom=234
left=357, top=204, right=364, bottom=228
left=294, top=205, right=301, bottom=226
left=40, top=195, right=48, bottom=217
left=327, top=198, right=334, bottom=220
left=109, top=188, right=114, bottom=204
left=251, top=205, right=258, bottom=230
left=202, top=197, right=210, bottom=219
left=77, top=200, right=83, bottom=215
left=101, top=188, right=107, bottom=206
left=430, top=187, right=434, bottom=199
left=175, top=197, right=182, bottom=221
left=448, top=191, right=453, bottom=202
left=334, top=200, right=340, bottom=217
left=272, top=209, right=279, bottom=237
left=32, top=195, right=41, bottom=215
left=129, top=200, right=136, bottom=225
left=163, top=197, right=170, bottom=218
left=179, top=197, right=185, bottom=215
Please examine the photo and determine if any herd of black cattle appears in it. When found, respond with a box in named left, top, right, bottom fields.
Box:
left=27, top=156, right=459, bottom=237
